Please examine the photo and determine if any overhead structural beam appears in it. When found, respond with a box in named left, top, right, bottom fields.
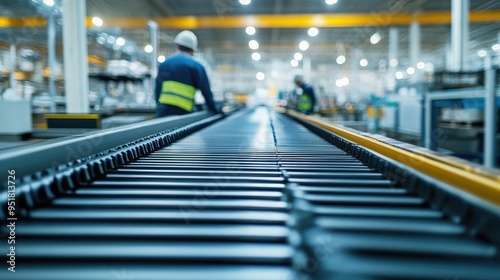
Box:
left=2, top=11, right=500, bottom=29
left=91, top=11, right=500, bottom=29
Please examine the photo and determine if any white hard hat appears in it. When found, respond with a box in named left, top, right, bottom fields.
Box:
left=174, top=30, right=198, bottom=51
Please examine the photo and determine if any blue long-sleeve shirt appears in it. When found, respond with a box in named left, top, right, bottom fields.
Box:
left=155, top=52, right=218, bottom=114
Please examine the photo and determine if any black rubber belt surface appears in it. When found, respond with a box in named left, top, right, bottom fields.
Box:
left=1, top=107, right=499, bottom=280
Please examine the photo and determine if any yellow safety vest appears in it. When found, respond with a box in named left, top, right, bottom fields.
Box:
left=298, top=94, right=313, bottom=112
left=158, top=81, right=197, bottom=112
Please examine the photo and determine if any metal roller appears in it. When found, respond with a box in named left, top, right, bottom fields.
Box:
left=1, top=107, right=499, bottom=280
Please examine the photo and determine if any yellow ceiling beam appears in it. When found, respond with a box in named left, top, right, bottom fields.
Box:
left=1, top=11, right=500, bottom=29
left=0, top=16, right=46, bottom=28
left=99, top=11, right=500, bottom=29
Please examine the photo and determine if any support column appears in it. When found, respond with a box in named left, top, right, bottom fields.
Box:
left=148, top=21, right=158, bottom=105
left=9, top=44, right=16, bottom=92
left=450, top=0, right=469, bottom=71
left=47, top=10, right=56, bottom=112
left=62, top=0, right=89, bottom=113
left=409, top=21, right=421, bottom=83
left=388, top=27, right=399, bottom=70
left=484, top=55, right=497, bottom=168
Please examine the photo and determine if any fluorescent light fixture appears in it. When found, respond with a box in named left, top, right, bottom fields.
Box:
left=477, top=49, right=488, bottom=57
left=249, top=40, right=259, bottom=50
left=308, top=27, right=319, bottom=37
left=370, top=32, right=381, bottom=44
left=43, top=0, right=54, bottom=7
left=116, top=37, right=125, bottom=46
left=92, top=17, right=103, bottom=27
left=239, top=0, right=251, bottom=5
left=299, top=41, right=309, bottom=51
left=336, top=55, right=346, bottom=65
left=326, top=0, right=338, bottom=5
left=246, top=26, right=256, bottom=35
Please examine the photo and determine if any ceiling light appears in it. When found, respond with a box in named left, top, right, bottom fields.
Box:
left=407, top=67, right=415, bottom=75
left=325, top=0, right=338, bottom=5
left=395, top=71, right=404, bottom=80
left=492, top=44, right=500, bottom=51
left=425, top=63, right=434, bottom=72
left=251, top=52, right=261, bottom=61
left=336, top=55, right=346, bottom=65
left=341, top=77, right=349, bottom=86
left=335, top=79, right=343, bottom=87
left=157, top=55, right=166, bottom=63
left=92, top=17, right=103, bottom=27
left=299, top=41, right=309, bottom=51
left=308, top=27, right=319, bottom=37
left=290, top=59, right=299, bottom=67
left=249, top=40, right=259, bottom=50
left=360, top=59, right=368, bottom=67
left=256, top=72, right=265, bottom=80
left=43, top=0, right=54, bottom=7
left=294, top=53, right=303, bottom=61
left=144, top=44, right=153, bottom=53
left=246, top=26, right=256, bottom=35
left=389, top=58, right=398, bottom=67
left=239, top=0, right=251, bottom=5
left=417, top=62, right=426, bottom=69
left=116, top=37, right=125, bottom=46
left=477, top=49, right=488, bottom=57
left=370, top=32, right=381, bottom=44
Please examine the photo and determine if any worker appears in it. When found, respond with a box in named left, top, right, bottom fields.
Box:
left=155, top=30, right=219, bottom=117
left=293, top=75, right=316, bottom=114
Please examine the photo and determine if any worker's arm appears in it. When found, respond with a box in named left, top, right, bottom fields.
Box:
left=154, top=66, right=166, bottom=103
left=195, top=65, right=219, bottom=113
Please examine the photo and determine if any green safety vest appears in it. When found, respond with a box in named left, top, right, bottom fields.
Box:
left=158, top=81, right=197, bottom=112
left=298, top=94, right=313, bottom=112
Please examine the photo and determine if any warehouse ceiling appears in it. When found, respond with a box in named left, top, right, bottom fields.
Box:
left=1, top=0, right=500, bottom=72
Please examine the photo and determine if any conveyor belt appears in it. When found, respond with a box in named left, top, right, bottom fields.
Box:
left=1, top=107, right=500, bottom=280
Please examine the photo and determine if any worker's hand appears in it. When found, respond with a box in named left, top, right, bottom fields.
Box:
left=216, top=104, right=228, bottom=116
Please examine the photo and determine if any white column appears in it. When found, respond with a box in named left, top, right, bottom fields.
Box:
left=450, top=0, right=469, bottom=71
left=484, top=55, right=497, bottom=168
left=47, top=10, right=57, bottom=112
left=148, top=21, right=158, bottom=106
left=388, top=27, right=399, bottom=70
left=9, top=44, right=16, bottom=92
left=409, top=21, right=421, bottom=82
left=63, top=0, right=89, bottom=113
